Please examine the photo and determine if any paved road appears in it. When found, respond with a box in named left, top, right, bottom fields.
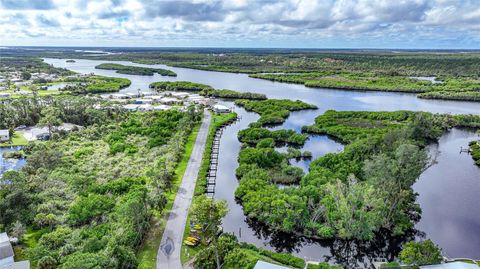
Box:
left=157, top=110, right=212, bottom=269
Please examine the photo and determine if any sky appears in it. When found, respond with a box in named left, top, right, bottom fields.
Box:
left=0, top=0, right=479, bottom=49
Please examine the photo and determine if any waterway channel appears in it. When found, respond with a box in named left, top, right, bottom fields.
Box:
left=43, top=58, right=480, bottom=267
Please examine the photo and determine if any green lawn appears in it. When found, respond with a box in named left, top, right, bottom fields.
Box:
left=136, top=120, right=202, bottom=269
left=0, top=131, right=28, bottom=147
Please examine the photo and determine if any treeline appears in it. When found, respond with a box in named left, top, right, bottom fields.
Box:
left=95, top=63, right=176, bottom=76
left=0, top=57, right=74, bottom=76
left=0, top=108, right=199, bottom=268
left=418, top=90, right=480, bottom=101
left=238, top=127, right=307, bottom=146
left=235, top=99, right=317, bottom=127
left=235, top=109, right=480, bottom=241
left=0, top=96, right=121, bottom=129
left=193, top=234, right=314, bottom=269
left=149, top=81, right=267, bottom=100
left=63, top=75, right=131, bottom=94
left=64, top=50, right=480, bottom=77
left=250, top=73, right=480, bottom=100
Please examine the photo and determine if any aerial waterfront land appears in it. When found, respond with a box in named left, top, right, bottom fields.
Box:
left=0, top=47, right=479, bottom=269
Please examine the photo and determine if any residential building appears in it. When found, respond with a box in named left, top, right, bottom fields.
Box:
left=213, top=104, right=231, bottom=113
left=0, top=233, right=14, bottom=266
left=253, top=261, right=292, bottom=269
left=0, top=130, right=9, bottom=142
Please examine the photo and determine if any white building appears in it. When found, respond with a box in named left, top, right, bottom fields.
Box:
left=0, top=233, right=14, bottom=266
left=0, top=93, right=10, bottom=99
left=253, top=261, right=291, bottom=269
left=0, top=260, right=30, bottom=269
left=135, top=99, right=153, bottom=104
left=213, top=104, right=231, bottom=113
left=0, top=130, right=9, bottom=142
left=159, top=97, right=180, bottom=105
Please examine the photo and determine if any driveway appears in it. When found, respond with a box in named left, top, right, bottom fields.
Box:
left=156, top=110, right=212, bottom=269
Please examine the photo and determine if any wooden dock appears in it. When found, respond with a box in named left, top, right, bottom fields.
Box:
left=205, top=122, right=231, bottom=197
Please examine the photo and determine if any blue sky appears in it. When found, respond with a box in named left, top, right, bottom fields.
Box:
left=1, top=0, right=479, bottom=49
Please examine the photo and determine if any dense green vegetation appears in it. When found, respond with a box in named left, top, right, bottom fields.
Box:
left=150, top=81, right=266, bottom=100
left=95, top=63, right=176, bottom=76
left=0, top=57, right=73, bottom=77
left=235, top=99, right=317, bottom=127
left=418, top=91, right=480, bottom=102
left=238, top=127, right=307, bottom=146
left=235, top=108, right=480, bottom=241
left=193, top=233, right=308, bottom=269
left=0, top=97, right=200, bottom=268
left=62, top=75, right=131, bottom=94
left=469, top=140, right=480, bottom=166
left=150, top=81, right=211, bottom=91
left=0, top=96, right=113, bottom=130
left=399, top=240, right=443, bottom=266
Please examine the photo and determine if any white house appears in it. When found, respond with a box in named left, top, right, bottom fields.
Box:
left=0, top=130, right=9, bottom=142
left=0, top=260, right=30, bottom=269
left=0, top=233, right=14, bottom=266
left=253, top=261, right=291, bottom=269
left=213, top=104, right=231, bottom=113
left=135, top=99, right=153, bottom=104
left=159, top=97, right=180, bottom=105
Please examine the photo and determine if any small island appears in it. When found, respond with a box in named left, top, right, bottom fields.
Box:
left=66, top=59, right=76, bottom=63
left=95, top=63, right=177, bottom=76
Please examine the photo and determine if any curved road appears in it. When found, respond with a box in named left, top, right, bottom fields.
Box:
left=157, top=110, right=212, bottom=269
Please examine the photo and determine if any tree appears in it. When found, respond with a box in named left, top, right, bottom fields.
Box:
left=38, top=107, right=62, bottom=136
left=399, top=240, right=443, bottom=266
left=190, top=195, right=228, bottom=269
left=9, top=220, right=26, bottom=241
left=363, top=143, right=428, bottom=233
left=21, top=71, right=31, bottom=80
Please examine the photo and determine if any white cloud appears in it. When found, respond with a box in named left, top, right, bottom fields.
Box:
left=0, top=0, right=478, bottom=48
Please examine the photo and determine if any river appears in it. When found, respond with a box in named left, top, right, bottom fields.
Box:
left=43, top=58, right=480, bottom=267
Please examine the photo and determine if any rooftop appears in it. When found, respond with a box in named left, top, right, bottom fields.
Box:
left=253, top=261, right=292, bottom=269
left=420, top=262, right=480, bottom=269
left=0, top=261, right=30, bottom=269
left=0, top=233, right=13, bottom=260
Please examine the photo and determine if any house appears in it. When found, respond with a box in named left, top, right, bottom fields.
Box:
left=253, top=261, right=291, bottom=269
left=420, top=262, right=480, bottom=269
left=135, top=99, right=153, bottom=105
left=123, top=104, right=139, bottom=111
left=0, top=261, right=30, bottom=269
left=110, top=93, right=129, bottom=99
left=152, top=105, right=171, bottom=111
left=0, top=93, right=10, bottom=99
left=159, top=97, right=180, bottom=105
left=213, top=104, right=231, bottom=113
left=0, top=233, right=14, bottom=266
left=140, top=91, right=155, bottom=97
left=0, top=130, right=9, bottom=142
left=170, top=92, right=189, bottom=99
left=137, top=104, right=153, bottom=111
